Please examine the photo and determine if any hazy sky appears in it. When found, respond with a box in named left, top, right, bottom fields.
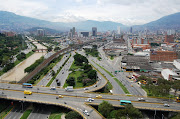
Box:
left=0, top=0, right=180, bottom=25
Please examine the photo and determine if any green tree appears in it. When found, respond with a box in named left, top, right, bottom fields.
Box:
left=51, top=70, right=55, bottom=76
left=65, top=111, right=81, bottom=119
left=54, top=47, right=61, bottom=51
left=83, top=64, right=92, bottom=73
left=66, top=77, right=75, bottom=86
left=115, top=104, right=143, bottom=119
left=172, top=80, right=180, bottom=96
left=98, top=101, right=114, bottom=118
left=17, top=52, right=26, bottom=60
left=88, top=69, right=97, bottom=80
left=47, top=46, right=52, bottom=52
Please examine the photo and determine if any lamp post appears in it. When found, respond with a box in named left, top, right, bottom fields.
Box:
left=154, top=106, right=159, bottom=119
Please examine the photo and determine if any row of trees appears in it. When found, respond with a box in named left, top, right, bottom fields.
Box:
left=0, top=34, right=27, bottom=73
left=24, top=57, right=44, bottom=73
left=138, top=75, right=180, bottom=97
left=98, top=101, right=143, bottom=118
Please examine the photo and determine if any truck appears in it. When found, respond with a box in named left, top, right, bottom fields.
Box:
left=65, top=86, right=73, bottom=92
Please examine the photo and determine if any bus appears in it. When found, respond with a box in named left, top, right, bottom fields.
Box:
left=120, top=100, right=132, bottom=105
left=22, top=83, right=33, bottom=88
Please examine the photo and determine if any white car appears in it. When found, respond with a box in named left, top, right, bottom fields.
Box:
left=83, top=110, right=89, bottom=116
left=85, top=98, right=94, bottom=102
left=138, top=98, right=145, bottom=101
left=84, top=87, right=89, bottom=90
left=164, top=103, right=170, bottom=107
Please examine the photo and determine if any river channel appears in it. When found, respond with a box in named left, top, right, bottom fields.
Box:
left=0, top=41, right=46, bottom=82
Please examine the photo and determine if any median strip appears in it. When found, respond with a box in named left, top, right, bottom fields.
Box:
left=46, top=53, right=71, bottom=87
left=93, top=61, right=130, bottom=94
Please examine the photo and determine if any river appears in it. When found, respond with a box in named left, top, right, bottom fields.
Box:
left=0, top=41, right=47, bottom=82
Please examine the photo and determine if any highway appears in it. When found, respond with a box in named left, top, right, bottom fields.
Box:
left=50, top=53, right=74, bottom=87
left=97, top=46, right=146, bottom=96
left=37, top=54, right=70, bottom=86
left=77, top=50, right=125, bottom=95
left=4, top=102, right=29, bottom=119
left=1, top=88, right=180, bottom=119
left=28, top=104, right=50, bottom=119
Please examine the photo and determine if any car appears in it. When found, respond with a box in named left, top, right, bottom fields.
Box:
left=24, top=90, right=32, bottom=95
left=164, top=103, right=170, bottom=107
left=138, top=98, right=145, bottom=101
left=83, top=110, right=89, bottom=116
left=50, top=87, right=56, bottom=90
left=85, top=98, right=94, bottom=102
left=94, top=85, right=97, bottom=88
left=96, top=95, right=102, bottom=98
left=58, top=95, right=64, bottom=98
left=84, top=87, right=89, bottom=90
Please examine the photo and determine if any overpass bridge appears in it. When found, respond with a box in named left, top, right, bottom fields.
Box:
left=0, top=87, right=180, bottom=119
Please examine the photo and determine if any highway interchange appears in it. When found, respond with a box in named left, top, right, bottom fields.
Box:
left=0, top=44, right=180, bottom=119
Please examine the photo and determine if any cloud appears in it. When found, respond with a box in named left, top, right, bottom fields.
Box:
left=0, top=0, right=180, bottom=25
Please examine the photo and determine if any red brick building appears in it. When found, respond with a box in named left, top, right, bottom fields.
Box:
left=150, top=51, right=177, bottom=62
left=164, top=34, right=174, bottom=43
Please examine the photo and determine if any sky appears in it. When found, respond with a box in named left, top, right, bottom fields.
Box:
left=0, top=0, right=180, bottom=26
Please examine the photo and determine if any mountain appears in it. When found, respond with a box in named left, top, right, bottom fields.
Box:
left=0, top=11, right=68, bottom=32
left=0, top=11, right=127, bottom=32
left=64, top=20, right=127, bottom=31
left=134, top=12, right=180, bottom=30
left=26, top=27, right=62, bottom=34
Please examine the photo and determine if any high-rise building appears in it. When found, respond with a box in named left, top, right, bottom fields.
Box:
left=92, top=27, right=97, bottom=36
left=130, top=27, right=133, bottom=34
left=72, top=27, right=75, bottom=36
left=117, top=26, right=121, bottom=34
left=37, top=29, right=45, bottom=36
left=80, top=32, right=89, bottom=37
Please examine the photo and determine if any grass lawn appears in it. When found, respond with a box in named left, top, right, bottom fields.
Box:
left=64, top=61, right=87, bottom=88
left=0, top=106, right=13, bottom=119
left=20, top=109, right=32, bottom=119
left=64, top=71, right=85, bottom=88
left=49, top=113, right=63, bottom=119
left=110, top=56, right=114, bottom=60
left=49, top=106, right=68, bottom=119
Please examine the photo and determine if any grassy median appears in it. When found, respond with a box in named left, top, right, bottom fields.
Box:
left=93, top=61, right=130, bottom=94
left=20, top=109, right=32, bottom=119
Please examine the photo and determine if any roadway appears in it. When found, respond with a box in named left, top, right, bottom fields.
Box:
left=4, top=102, right=29, bottom=119
left=37, top=54, right=70, bottom=86
left=28, top=104, right=50, bottom=119
left=1, top=89, right=180, bottom=119
left=50, top=53, right=74, bottom=87
left=77, top=50, right=125, bottom=95
left=97, top=46, right=146, bottom=96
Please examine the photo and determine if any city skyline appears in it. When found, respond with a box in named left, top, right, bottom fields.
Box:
left=0, top=0, right=180, bottom=26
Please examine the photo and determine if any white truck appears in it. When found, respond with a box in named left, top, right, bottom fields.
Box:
left=65, top=86, right=73, bottom=92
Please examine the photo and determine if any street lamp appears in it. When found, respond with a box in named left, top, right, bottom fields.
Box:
left=154, top=106, right=159, bottom=119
